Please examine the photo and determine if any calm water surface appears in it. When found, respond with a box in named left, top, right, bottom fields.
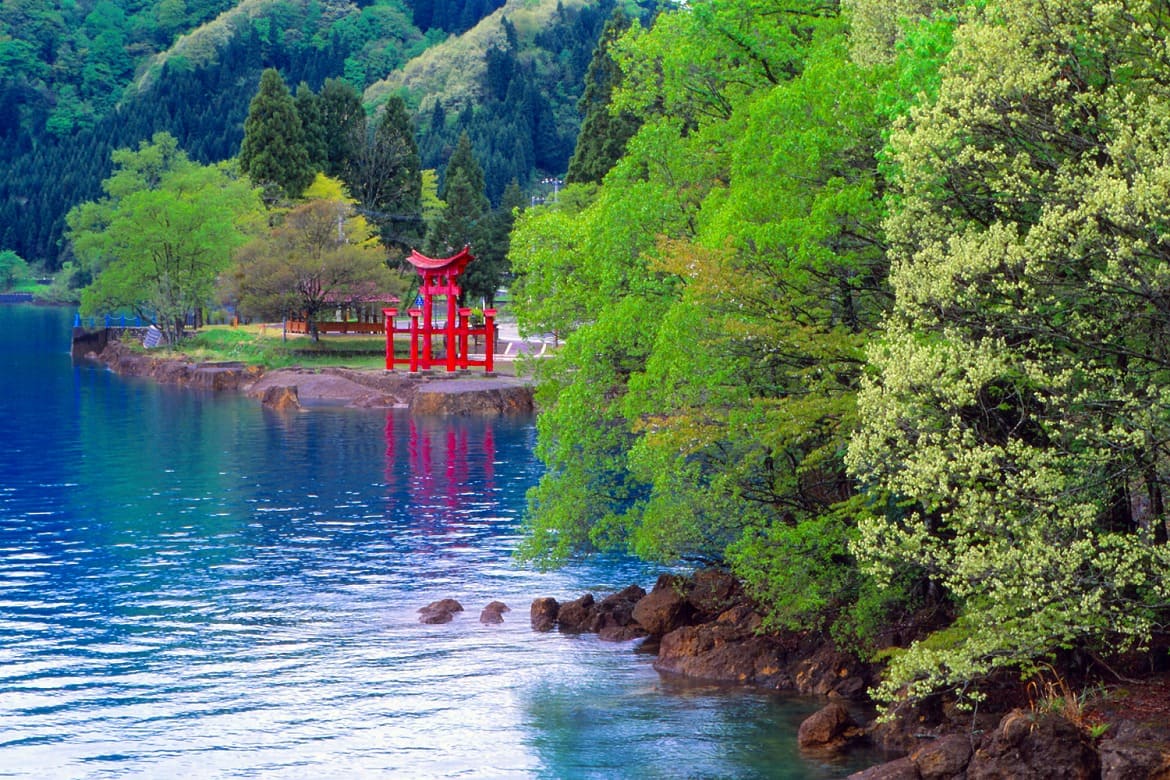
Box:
left=0, top=305, right=877, bottom=779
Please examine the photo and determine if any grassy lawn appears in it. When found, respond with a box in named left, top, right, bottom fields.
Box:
left=153, top=325, right=387, bottom=370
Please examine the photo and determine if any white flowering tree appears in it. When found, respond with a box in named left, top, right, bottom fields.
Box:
left=846, top=0, right=1170, bottom=704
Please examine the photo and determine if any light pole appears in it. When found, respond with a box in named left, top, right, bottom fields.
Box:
left=541, top=177, right=563, bottom=203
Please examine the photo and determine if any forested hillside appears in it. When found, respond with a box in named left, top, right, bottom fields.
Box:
left=511, top=0, right=1170, bottom=714
left=0, top=0, right=644, bottom=269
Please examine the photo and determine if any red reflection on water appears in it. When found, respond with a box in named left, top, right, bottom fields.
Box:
left=383, top=412, right=497, bottom=524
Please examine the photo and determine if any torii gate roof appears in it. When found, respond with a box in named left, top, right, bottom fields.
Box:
left=406, top=246, right=474, bottom=274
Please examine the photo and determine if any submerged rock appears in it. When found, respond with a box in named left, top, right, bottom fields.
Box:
left=530, top=597, right=559, bottom=632
left=480, top=601, right=510, bottom=625
left=419, top=598, right=464, bottom=624
left=797, top=701, right=857, bottom=751
left=556, top=593, right=596, bottom=633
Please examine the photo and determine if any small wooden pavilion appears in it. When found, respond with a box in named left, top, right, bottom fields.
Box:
left=383, top=246, right=496, bottom=373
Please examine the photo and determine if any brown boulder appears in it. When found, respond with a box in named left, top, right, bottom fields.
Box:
left=797, top=701, right=856, bottom=750
left=654, top=609, right=791, bottom=687
left=191, top=362, right=257, bottom=391
left=847, top=757, right=920, bottom=780
left=912, top=734, right=973, bottom=779
left=530, top=597, right=559, bottom=632
left=418, top=598, right=464, bottom=624
left=968, top=709, right=1099, bottom=779
left=632, top=574, right=693, bottom=636
left=1099, top=722, right=1170, bottom=780
left=409, top=380, right=534, bottom=416
left=261, top=385, right=301, bottom=411
left=687, top=568, right=746, bottom=622
left=556, top=593, right=597, bottom=633
left=794, top=642, right=870, bottom=699
left=479, top=601, right=510, bottom=625
left=592, top=585, right=648, bottom=642
left=598, top=624, right=648, bottom=642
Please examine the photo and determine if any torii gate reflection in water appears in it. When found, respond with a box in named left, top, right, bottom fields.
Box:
left=384, top=412, right=497, bottom=536
left=382, top=246, right=496, bottom=374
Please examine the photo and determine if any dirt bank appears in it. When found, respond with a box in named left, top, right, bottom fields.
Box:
left=91, top=340, right=534, bottom=415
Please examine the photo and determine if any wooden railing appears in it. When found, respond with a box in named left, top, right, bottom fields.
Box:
left=286, top=319, right=384, bottom=335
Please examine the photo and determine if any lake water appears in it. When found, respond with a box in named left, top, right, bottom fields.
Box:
left=0, top=305, right=876, bottom=778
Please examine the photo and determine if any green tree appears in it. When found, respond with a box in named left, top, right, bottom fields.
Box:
left=295, top=82, right=327, bottom=173
left=316, top=77, right=365, bottom=180
left=439, top=131, right=487, bottom=208
left=155, top=0, right=187, bottom=38
left=512, top=116, right=716, bottom=564
left=425, top=133, right=488, bottom=264
left=229, top=193, right=404, bottom=341
left=513, top=0, right=925, bottom=654
left=239, top=68, right=315, bottom=202
left=462, top=179, right=523, bottom=306
left=611, top=0, right=831, bottom=129
left=627, top=36, right=893, bottom=641
left=846, top=0, right=1170, bottom=706
left=420, top=169, right=445, bottom=236
left=68, top=133, right=264, bottom=345
left=345, top=95, right=423, bottom=258
left=565, top=10, right=641, bottom=185
left=0, top=249, right=29, bottom=289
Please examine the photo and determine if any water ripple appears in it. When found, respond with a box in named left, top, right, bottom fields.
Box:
left=0, top=307, right=886, bottom=779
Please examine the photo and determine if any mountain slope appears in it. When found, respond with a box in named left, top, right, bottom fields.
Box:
left=366, top=0, right=591, bottom=114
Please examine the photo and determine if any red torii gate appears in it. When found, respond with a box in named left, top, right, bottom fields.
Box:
left=382, top=246, right=496, bottom=373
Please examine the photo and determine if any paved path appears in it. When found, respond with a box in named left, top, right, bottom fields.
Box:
left=494, top=318, right=558, bottom=358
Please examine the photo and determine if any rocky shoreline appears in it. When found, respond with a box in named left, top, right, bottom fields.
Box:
left=441, top=570, right=1170, bottom=779
left=89, top=340, right=535, bottom=415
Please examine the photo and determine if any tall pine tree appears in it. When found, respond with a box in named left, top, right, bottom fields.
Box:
left=295, top=82, right=327, bottom=174
left=238, top=69, right=314, bottom=202
left=425, top=133, right=488, bottom=273
left=565, top=10, right=641, bottom=185
left=345, top=95, right=423, bottom=259
left=316, top=77, right=365, bottom=180
left=461, top=178, right=523, bottom=305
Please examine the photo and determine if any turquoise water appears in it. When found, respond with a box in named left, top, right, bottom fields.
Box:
left=0, top=305, right=875, bottom=778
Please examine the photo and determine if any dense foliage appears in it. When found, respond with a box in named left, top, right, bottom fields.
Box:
left=0, top=250, right=30, bottom=290
left=1, top=0, right=640, bottom=271
left=402, top=0, right=656, bottom=203
left=512, top=0, right=1170, bottom=711
left=67, top=133, right=264, bottom=345
left=846, top=0, right=1170, bottom=705
left=17, top=0, right=1170, bottom=716
left=226, top=176, right=405, bottom=340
